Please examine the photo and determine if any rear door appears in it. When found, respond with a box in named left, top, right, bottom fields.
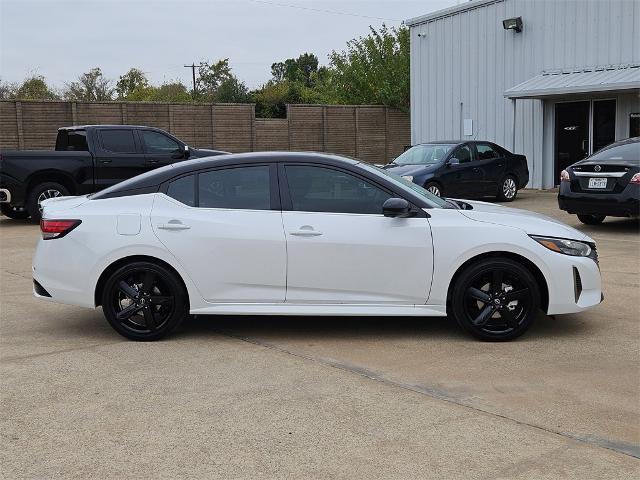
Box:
left=139, top=129, right=185, bottom=169
left=474, top=142, right=506, bottom=195
left=93, top=128, right=147, bottom=190
left=438, top=143, right=481, bottom=198
left=151, top=164, right=286, bottom=303
left=279, top=163, right=433, bottom=304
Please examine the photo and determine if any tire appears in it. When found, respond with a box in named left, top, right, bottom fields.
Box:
left=450, top=257, right=540, bottom=341
left=1, top=204, right=29, bottom=220
left=26, top=182, right=69, bottom=223
left=101, top=261, right=188, bottom=341
left=577, top=214, right=605, bottom=225
left=497, top=175, right=518, bottom=202
left=425, top=182, right=442, bottom=197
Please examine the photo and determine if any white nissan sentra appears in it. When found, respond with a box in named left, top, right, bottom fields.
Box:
left=33, top=152, right=602, bottom=341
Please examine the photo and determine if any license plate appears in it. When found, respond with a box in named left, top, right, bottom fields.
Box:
left=588, top=177, right=608, bottom=189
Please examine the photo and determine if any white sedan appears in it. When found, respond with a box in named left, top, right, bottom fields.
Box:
left=33, top=152, right=602, bottom=341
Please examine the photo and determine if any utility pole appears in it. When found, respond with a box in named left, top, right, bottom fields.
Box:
left=184, top=63, right=198, bottom=97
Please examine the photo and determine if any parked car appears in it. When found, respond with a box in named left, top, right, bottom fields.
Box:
left=33, top=152, right=601, bottom=342
left=0, top=125, right=228, bottom=221
left=384, top=141, right=529, bottom=201
left=558, top=137, right=639, bottom=224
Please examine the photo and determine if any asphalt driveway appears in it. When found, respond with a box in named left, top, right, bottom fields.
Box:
left=1, top=191, right=638, bottom=479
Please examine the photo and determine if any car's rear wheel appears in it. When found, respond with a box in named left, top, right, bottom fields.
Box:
left=451, top=258, right=540, bottom=341
left=425, top=182, right=442, bottom=197
left=101, top=262, right=188, bottom=341
left=26, top=182, right=69, bottom=223
left=497, top=175, right=518, bottom=202
left=577, top=214, right=605, bottom=225
left=1, top=204, right=29, bottom=220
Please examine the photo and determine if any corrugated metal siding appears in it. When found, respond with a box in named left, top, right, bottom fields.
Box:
left=409, top=0, right=640, bottom=188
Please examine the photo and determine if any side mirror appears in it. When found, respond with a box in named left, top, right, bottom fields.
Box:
left=382, top=198, right=413, bottom=218
left=447, top=157, right=460, bottom=166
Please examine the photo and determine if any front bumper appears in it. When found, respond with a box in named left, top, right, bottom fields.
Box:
left=546, top=253, right=602, bottom=315
left=558, top=183, right=639, bottom=217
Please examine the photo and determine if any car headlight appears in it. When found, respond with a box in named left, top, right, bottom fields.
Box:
left=402, top=175, right=414, bottom=182
left=530, top=235, right=592, bottom=257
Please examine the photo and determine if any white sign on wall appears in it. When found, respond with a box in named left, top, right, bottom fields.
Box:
left=463, top=119, right=473, bottom=136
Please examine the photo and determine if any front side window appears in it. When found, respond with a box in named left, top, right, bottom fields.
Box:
left=100, top=129, right=137, bottom=153
left=393, top=144, right=455, bottom=165
left=476, top=143, right=500, bottom=160
left=166, top=175, right=195, bottom=206
left=285, top=165, right=392, bottom=214
left=452, top=144, right=474, bottom=163
left=141, top=130, right=180, bottom=154
left=199, top=166, right=270, bottom=210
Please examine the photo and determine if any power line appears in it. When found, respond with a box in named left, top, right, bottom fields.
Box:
left=183, top=63, right=199, bottom=96
left=247, top=0, right=401, bottom=22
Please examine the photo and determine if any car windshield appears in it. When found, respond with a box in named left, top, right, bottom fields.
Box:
left=393, top=144, right=456, bottom=165
left=356, top=163, right=452, bottom=209
left=587, top=140, right=639, bottom=163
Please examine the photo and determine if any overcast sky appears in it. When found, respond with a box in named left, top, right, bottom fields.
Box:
left=0, top=0, right=459, bottom=90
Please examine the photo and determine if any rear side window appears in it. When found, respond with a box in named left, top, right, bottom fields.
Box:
left=285, top=165, right=392, bottom=214
left=166, top=175, right=195, bottom=206
left=55, top=130, right=89, bottom=151
left=100, top=129, right=137, bottom=153
left=476, top=144, right=500, bottom=160
left=198, top=166, right=270, bottom=210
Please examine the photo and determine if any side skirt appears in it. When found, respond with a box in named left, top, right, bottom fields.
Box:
left=189, top=303, right=448, bottom=317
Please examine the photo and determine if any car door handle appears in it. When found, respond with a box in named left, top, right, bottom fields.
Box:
left=147, top=159, right=159, bottom=164
left=472, top=167, right=480, bottom=172
left=289, top=226, right=322, bottom=237
left=100, top=160, right=112, bottom=164
left=157, top=222, right=191, bottom=231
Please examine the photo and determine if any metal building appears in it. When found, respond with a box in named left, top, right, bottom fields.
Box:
left=407, top=0, right=640, bottom=188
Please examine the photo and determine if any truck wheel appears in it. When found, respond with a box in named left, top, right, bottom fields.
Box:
left=1, top=204, right=29, bottom=220
left=577, top=214, right=605, bottom=225
left=425, top=182, right=443, bottom=197
left=26, top=182, right=69, bottom=223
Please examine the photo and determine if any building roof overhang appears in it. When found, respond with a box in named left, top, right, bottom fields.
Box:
left=504, top=64, right=640, bottom=99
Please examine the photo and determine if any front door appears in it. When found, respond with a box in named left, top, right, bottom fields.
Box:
left=439, top=143, right=481, bottom=198
left=554, top=101, right=590, bottom=184
left=151, top=164, right=286, bottom=303
left=94, top=128, right=147, bottom=190
left=280, top=164, right=433, bottom=304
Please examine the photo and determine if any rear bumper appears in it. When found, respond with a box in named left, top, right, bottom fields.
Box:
left=0, top=188, right=11, bottom=203
left=558, top=183, right=639, bottom=217
left=0, top=174, right=26, bottom=206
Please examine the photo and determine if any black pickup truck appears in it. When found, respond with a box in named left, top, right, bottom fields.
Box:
left=0, top=125, right=227, bottom=221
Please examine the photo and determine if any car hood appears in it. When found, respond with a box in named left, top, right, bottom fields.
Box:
left=455, top=199, right=592, bottom=242
left=384, top=163, right=441, bottom=176
left=190, top=148, right=230, bottom=158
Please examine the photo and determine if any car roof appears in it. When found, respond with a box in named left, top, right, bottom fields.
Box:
left=91, top=151, right=360, bottom=200
left=59, top=125, right=172, bottom=131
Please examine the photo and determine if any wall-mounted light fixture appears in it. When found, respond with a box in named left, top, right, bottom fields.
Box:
left=502, top=16, right=523, bottom=32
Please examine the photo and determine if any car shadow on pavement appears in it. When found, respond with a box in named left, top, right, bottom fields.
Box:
left=175, top=311, right=590, bottom=342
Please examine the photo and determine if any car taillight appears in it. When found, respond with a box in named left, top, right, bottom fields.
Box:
left=560, top=170, right=570, bottom=182
left=40, top=219, right=81, bottom=240
left=630, top=173, right=640, bottom=185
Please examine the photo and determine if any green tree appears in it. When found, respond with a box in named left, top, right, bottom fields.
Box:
left=11, top=75, right=59, bottom=100
left=126, top=81, right=192, bottom=103
left=0, top=78, right=16, bottom=99
left=116, top=68, right=149, bottom=99
left=216, top=77, right=251, bottom=103
left=325, top=25, right=409, bottom=110
left=197, top=59, right=232, bottom=100
left=270, top=53, right=319, bottom=87
left=64, top=68, right=114, bottom=101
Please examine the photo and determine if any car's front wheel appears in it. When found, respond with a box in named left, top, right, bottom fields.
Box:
left=577, top=214, right=605, bottom=225
left=101, top=261, right=188, bottom=341
left=450, top=257, right=540, bottom=341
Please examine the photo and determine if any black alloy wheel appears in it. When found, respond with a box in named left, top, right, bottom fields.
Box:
left=101, top=262, right=188, bottom=341
left=451, top=258, right=540, bottom=341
